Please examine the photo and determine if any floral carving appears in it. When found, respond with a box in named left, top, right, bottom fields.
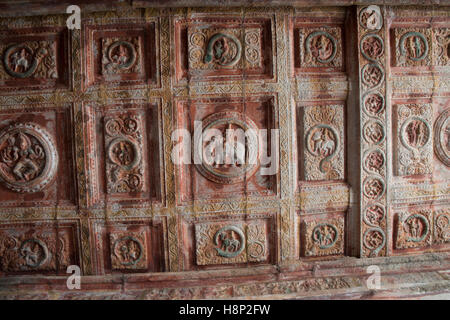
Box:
left=0, top=123, right=58, bottom=193
left=104, top=113, right=144, bottom=194
left=2, top=41, right=58, bottom=79
left=244, top=28, right=262, bottom=69
left=195, top=221, right=268, bottom=265
left=302, top=217, right=344, bottom=257
left=302, top=105, right=344, bottom=181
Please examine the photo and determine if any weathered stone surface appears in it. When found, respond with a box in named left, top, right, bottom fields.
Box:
left=0, top=2, right=448, bottom=300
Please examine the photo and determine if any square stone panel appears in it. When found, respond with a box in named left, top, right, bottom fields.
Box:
left=92, top=219, right=165, bottom=274
left=0, top=221, right=79, bottom=274
left=84, top=23, right=157, bottom=88
left=93, top=103, right=163, bottom=206
left=391, top=27, right=432, bottom=68
left=292, top=19, right=344, bottom=74
left=110, top=230, right=148, bottom=271
left=175, top=96, right=278, bottom=203
left=0, top=106, right=75, bottom=207
left=175, top=16, right=273, bottom=82
left=300, top=213, right=345, bottom=258
left=395, top=210, right=433, bottom=250
left=0, top=27, right=69, bottom=91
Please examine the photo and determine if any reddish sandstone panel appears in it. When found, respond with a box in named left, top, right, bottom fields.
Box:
left=433, top=99, right=450, bottom=182
left=0, top=221, right=79, bottom=275
left=390, top=27, right=432, bottom=70
left=292, top=18, right=345, bottom=75
left=299, top=212, right=345, bottom=259
left=93, top=103, right=163, bottom=206
left=83, top=22, right=157, bottom=88
left=174, top=96, right=278, bottom=203
left=393, top=207, right=450, bottom=255
left=393, top=103, right=433, bottom=177
left=0, top=27, right=69, bottom=92
left=0, top=106, right=75, bottom=207
left=296, top=103, right=346, bottom=182
left=174, top=16, right=274, bottom=82
left=181, top=213, right=275, bottom=270
left=91, top=219, right=165, bottom=274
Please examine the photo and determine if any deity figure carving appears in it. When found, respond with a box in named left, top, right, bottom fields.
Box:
left=0, top=123, right=58, bottom=193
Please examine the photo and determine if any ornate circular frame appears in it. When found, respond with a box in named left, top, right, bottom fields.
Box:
left=434, top=108, right=450, bottom=166
left=194, top=111, right=260, bottom=185
left=3, top=44, right=40, bottom=78
left=113, top=236, right=144, bottom=266
left=0, top=123, right=58, bottom=193
left=107, top=40, right=137, bottom=70
left=214, top=225, right=246, bottom=258
left=305, top=30, right=338, bottom=64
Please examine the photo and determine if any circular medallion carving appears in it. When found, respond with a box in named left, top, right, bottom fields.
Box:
left=305, top=31, right=337, bottom=64
left=107, top=137, right=141, bottom=171
left=363, top=228, right=386, bottom=253
left=399, top=32, right=429, bottom=62
left=404, top=214, right=429, bottom=242
left=434, top=108, right=450, bottom=166
left=194, top=111, right=259, bottom=185
left=361, top=63, right=384, bottom=88
left=0, top=123, right=58, bottom=193
left=106, top=40, right=137, bottom=70
left=312, top=223, right=338, bottom=249
left=19, top=238, right=49, bottom=268
left=400, top=117, right=430, bottom=150
left=361, top=34, right=384, bottom=61
left=363, top=176, right=385, bottom=200
left=362, top=92, right=385, bottom=116
left=214, top=226, right=245, bottom=258
left=363, top=148, right=385, bottom=174
left=204, top=33, right=242, bottom=67
left=359, top=6, right=383, bottom=30
left=363, top=120, right=385, bottom=145
left=3, top=44, right=47, bottom=78
left=363, top=203, right=386, bottom=227
left=112, top=236, right=144, bottom=266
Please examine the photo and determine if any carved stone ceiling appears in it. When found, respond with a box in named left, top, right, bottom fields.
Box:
left=0, top=1, right=448, bottom=299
